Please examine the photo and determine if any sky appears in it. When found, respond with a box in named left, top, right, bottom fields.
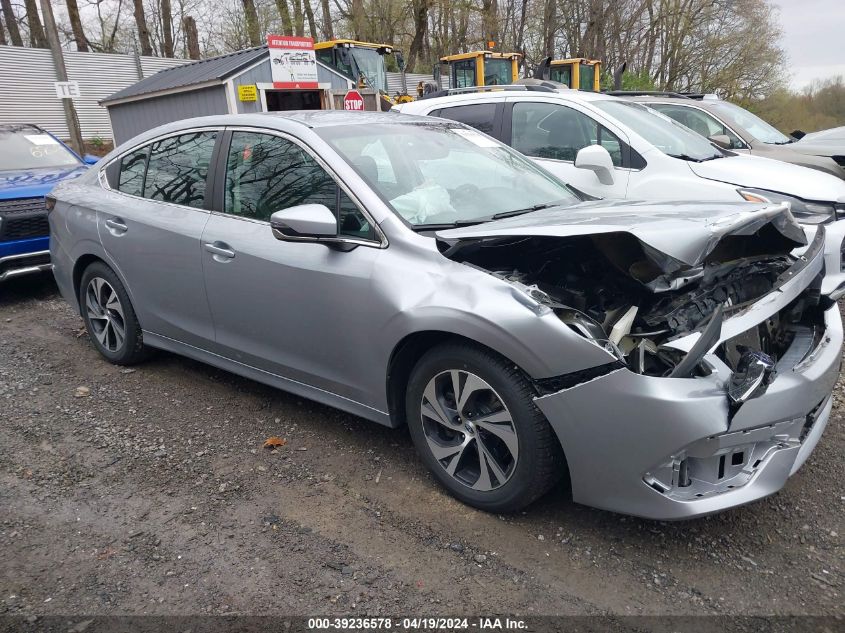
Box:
left=774, top=0, right=845, bottom=90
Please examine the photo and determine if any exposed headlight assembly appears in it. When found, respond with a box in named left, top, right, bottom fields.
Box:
left=738, top=188, right=836, bottom=224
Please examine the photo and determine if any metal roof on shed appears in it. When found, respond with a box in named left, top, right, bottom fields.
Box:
left=101, top=46, right=269, bottom=105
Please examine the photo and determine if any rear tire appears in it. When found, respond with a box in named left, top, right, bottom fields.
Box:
left=405, top=342, right=563, bottom=512
left=79, top=262, right=149, bottom=365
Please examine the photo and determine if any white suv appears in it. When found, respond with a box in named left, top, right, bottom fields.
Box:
left=395, top=86, right=845, bottom=294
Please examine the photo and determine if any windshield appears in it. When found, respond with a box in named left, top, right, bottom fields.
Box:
left=595, top=100, right=723, bottom=161
left=709, top=101, right=791, bottom=144
left=484, top=58, right=514, bottom=85
left=0, top=126, right=80, bottom=171
left=350, top=48, right=388, bottom=93
left=318, top=123, right=579, bottom=227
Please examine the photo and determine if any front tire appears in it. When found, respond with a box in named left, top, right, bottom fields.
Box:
left=79, top=262, right=148, bottom=365
left=406, top=342, right=563, bottom=512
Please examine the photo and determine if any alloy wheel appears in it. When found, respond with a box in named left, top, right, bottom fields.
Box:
left=419, top=370, right=519, bottom=491
left=85, top=277, right=126, bottom=353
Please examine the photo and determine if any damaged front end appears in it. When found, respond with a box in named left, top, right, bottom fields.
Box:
left=437, top=201, right=841, bottom=518
left=439, top=202, right=815, bottom=383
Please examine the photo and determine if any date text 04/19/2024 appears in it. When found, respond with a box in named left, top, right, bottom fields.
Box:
left=306, top=617, right=528, bottom=630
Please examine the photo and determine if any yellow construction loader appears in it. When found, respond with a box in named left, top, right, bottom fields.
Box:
left=533, top=56, right=602, bottom=92
left=314, top=39, right=413, bottom=106
left=436, top=51, right=522, bottom=89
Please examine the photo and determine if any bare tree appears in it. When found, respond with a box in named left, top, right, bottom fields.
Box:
left=23, top=0, right=48, bottom=47
left=161, top=0, right=174, bottom=55
left=291, top=0, right=304, bottom=36
left=319, top=0, right=332, bottom=38
left=65, top=0, right=88, bottom=51
left=0, top=0, right=23, bottom=46
left=406, top=0, right=429, bottom=71
left=182, top=13, right=200, bottom=58
left=241, top=0, right=261, bottom=45
left=275, top=0, right=293, bottom=36
left=303, top=0, right=317, bottom=38
left=481, top=0, right=498, bottom=46
left=132, top=0, right=153, bottom=55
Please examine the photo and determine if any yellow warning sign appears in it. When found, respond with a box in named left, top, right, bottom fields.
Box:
left=238, top=85, right=257, bottom=102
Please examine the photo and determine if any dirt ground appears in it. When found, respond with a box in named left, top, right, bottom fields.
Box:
left=1, top=273, right=843, bottom=620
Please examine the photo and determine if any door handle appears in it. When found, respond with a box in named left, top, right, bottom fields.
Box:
left=204, top=242, right=236, bottom=261
left=104, top=217, right=128, bottom=234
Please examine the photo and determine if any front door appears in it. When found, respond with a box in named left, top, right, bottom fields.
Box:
left=505, top=100, right=631, bottom=198
left=200, top=130, right=384, bottom=403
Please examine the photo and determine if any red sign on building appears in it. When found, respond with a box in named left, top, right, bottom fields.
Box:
left=267, top=35, right=318, bottom=90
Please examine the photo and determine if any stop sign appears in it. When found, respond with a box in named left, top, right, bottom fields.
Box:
left=343, top=89, right=365, bottom=111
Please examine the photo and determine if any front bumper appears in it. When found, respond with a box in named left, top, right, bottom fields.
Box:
left=0, top=237, right=51, bottom=282
left=535, top=302, right=842, bottom=521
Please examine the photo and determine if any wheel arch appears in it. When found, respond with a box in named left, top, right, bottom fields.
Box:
left=72, top=254, right=108, bottom=312
left=385, top=330, right=537, bottom=428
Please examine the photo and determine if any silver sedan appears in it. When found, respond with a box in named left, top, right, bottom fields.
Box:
left=48, top=111, right=842, bottom=519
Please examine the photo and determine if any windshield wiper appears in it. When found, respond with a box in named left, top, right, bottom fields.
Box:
left=411, top=219, right=487, bottom=231
left=411, top=203, right=559, bottom=231
left=667, top=153, right=704, bottom=162
left=491, top=203, right=556, bottom=220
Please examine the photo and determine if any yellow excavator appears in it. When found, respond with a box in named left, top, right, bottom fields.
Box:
left=533, top=56, right=602, bottom=92
left=314, top=39, right=413, bottom=106
left=436, top=51, right=522, bottom=89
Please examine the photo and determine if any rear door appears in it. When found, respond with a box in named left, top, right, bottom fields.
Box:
left=502, top=98, right=631, bottom=198
left=98, top=129, right=218, bottom=347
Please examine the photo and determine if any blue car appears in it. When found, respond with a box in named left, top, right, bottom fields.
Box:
left=0, top=123, right=96, bottom=282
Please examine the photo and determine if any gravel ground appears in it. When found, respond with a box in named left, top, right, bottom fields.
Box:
left=0, top=273, right=843, bottom=619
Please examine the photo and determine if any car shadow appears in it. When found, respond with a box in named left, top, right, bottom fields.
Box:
left=0, top=271, right=59, bottom=305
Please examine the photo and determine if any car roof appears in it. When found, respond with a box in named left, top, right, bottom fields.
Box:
left=621, top=95, right=700, bottom=105
left=259, top=110, right=434, bottom=128
left=117, top=111, right=444, bottom=144
left=403, top=88, right=618, bottom=110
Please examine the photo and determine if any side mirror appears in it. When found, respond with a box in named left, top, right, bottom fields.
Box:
left=791, top=130, right=806, bottom=140
left=574, top=145, right=615, bottom=185
left=270, top=204, right=338, bottom=242
left=708, top=134, right=731, bottom=150
left=83, top=154, right=99, bottom=165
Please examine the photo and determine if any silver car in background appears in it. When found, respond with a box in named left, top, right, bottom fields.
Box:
left=48, top=112, right=842, bottom=519
left=613, top=93, right=845, bottom=179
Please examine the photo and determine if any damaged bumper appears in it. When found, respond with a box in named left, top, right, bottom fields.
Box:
left=535, top=303, right=841, bottom=520
left=802, top=219, right=845, bottom=297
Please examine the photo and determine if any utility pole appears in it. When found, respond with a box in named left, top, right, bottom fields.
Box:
left=39, top=0, right=85, bottom=155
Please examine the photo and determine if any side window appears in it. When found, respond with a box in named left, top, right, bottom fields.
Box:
left=223, top=131, right=375, bottom=241
left=436, top=103, right=498, bottom=136
left=117, top=146, right=149, bottom=197
left=452, top=59, right=476, bottom=88
left=511, top=102, right=623, bottom=166
left=652, top=104, right=745, bottom=149
left=143, top=131, right=216, bottom=208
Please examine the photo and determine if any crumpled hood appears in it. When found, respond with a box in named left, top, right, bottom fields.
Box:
left=437, top=199, right=806, bottom=274
left=0, top=165, right=87, bottom=200
left=687, top=154, right=845, bottom=201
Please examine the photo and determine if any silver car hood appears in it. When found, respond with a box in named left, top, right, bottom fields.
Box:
left=436, top=200, right=806, bottom=273
left=686, top=154, right=845, bottom=200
